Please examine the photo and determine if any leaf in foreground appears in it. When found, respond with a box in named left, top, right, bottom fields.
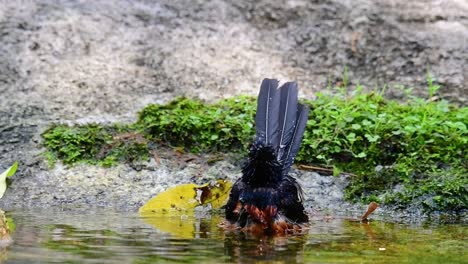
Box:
left=0, top=161, right=18, bottom=199
left=139, top=179, right=232, bottom=213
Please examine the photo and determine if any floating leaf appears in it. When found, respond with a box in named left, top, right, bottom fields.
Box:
left=0, top=161, right=18, bottom=199
left=139, top=179, right=232, bottom=213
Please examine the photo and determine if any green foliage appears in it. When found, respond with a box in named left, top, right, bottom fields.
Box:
left=137, top=96, right=256, bottom=152
left=42, top=124, right=149, bottom=166
left=43, top=124, right=111, bottom=164
left=42, top=81, right=468, bottom=213
left=383, top=170, right=467, bottom=212
left=426, top=70, right=441, bottom=98
left=296, top=87, right=467, bottom=212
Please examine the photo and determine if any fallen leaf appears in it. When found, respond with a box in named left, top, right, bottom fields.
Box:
left=139, top=179, right=232, bottom=213
left=0, top=162, right=18, bottom=199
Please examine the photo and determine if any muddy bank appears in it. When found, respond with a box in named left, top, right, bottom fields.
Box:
left=0, top=0, right=467, bottom=216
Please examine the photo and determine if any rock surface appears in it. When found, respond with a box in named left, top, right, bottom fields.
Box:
left=0, top=0, right=467, bottom=214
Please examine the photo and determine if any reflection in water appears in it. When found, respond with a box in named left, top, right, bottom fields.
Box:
left=223, top=232, right=307, bottom=263
left=141, top=211, right=309, bottom=263
left=3, top=209, right=467, bottom=263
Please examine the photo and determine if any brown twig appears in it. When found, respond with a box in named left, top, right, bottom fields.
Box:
left=298, top=164, right=357, bottom=177
left=298, top=164, right=333, bottom=173
left=361, top=202, right=379, bottom=222
left=151, top=150, right=161, bottom=166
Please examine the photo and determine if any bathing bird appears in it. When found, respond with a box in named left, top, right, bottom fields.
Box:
left=223, top=78, right=309, bottom=234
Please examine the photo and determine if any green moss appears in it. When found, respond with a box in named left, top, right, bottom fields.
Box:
left=42, top=85, right=467, bottom=213
left=42, top=124, right=112, bottom=165
left=137, top=96, right=256, bottom=152
left=42, top=124, right=149, bottom=167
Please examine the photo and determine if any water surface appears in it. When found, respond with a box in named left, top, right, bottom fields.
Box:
left=2, top=209, right=466, bottom=263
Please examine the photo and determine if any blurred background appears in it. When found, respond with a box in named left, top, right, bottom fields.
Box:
left=1, top=0, right=467, bottom=126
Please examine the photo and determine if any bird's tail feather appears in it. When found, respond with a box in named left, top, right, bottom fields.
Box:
left=276, top=82, right=299, bottom=163
left=254, top=78, right=309, bottom=174
left=255, top=79, right=280, bottom=145
left=281, top=103, right=309, bottom=174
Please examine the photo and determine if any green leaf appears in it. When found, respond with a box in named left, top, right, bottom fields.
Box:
left=333, top=166, right=341, bottom=176
left=356, top=152, right=367, bottom=158
left=346, top=132, right=357, bottom=143
left=5, top=162, right=18, bottom=178
left=362, top=120, right=372, bottom=126
left=364, top=134, right=380, bottom=143
left=0, top=161, right=18, bottom=199
left=6, top=217, right=15, bottom=233
left=404, top=125, right=417, bottom=133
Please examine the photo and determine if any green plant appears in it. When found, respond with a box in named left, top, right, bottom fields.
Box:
left=42, top=124, right=149, bottom=166
left=137, top=96, right=256, bottom=152
left=426, top=70, right=441, bottom=98
left=296, top=86, right=467, bottom=212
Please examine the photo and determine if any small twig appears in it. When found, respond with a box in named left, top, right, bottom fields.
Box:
left=361, top=202, right=379, bottom=222
left=207, top=156, right=224, bottom=164
left=298, top=164, right=357, bottom=177
left=184, top=157, right=196, bottom=162
left=298, top=164, right=333, bottom=173
left=151, top=150, right=161, bottom=166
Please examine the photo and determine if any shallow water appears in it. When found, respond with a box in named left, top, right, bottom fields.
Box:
left=1, top=209, right=466, bottom=263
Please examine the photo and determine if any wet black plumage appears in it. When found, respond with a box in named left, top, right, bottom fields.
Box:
left=224, top=79, right=309, bottom=232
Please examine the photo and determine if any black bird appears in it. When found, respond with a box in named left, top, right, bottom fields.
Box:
left=223, top=78, right=309, bottom=234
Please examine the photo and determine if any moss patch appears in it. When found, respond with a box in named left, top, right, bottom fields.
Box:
left=42, top=87, right=467, bottom=213
left=42, top=124, right=149, bottom=167
left=137, top=96, right=256, bottom=152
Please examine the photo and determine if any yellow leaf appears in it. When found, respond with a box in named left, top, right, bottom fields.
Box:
left=139, top=179, right=232, bottom=213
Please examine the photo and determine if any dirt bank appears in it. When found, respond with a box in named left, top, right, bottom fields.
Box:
left=0, top=0, right=467, bottom=215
